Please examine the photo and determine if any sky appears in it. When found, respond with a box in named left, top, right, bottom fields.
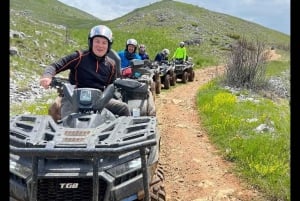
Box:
left=57, top=0, right=290, bottom=35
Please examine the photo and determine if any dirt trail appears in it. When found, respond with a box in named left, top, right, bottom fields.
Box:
left=268, top=49, right=281, bottom=61
left=154, top=66, right=267, bottom=201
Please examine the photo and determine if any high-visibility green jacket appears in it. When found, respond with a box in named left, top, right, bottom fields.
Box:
left=172, top=47, right=187, bottom=60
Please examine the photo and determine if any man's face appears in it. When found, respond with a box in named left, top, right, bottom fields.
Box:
left=92, top=36, right=108, bottom=57
left=127, top=44, right=136, bottom=53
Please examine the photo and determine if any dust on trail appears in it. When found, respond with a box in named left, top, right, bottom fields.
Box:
left=155, top=66, right=266, bottom=201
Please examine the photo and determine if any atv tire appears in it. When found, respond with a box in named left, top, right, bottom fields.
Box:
left=48, top=96, right=62, bottom=122
left=146, top=91, right=156, bottom=116
left=155, top=79, right=161, bottom=94
left=188, top=70, right=195, bottom=82
left=163, top=74, right=170, bottom=90
left=150, top=82, right=156, bottom=102
left=149, top=164, right=166, bottom=201
left=182, top=71, right=188, bottom=83
left=170, top=72, right=176, bottom=86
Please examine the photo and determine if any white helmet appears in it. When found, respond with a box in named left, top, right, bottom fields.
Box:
left=179, top=41, right=185, bottom=47
left=88, top=25, right=113, bottom=50
left=126, top=38, right=138, bottom=47
left=126, top=38, right=138, bottom=52
left=139, top=44, right=146, bottom=53
left=162, top=48, right=170, bottom=55
left=139, top=44, right=146, bottom=49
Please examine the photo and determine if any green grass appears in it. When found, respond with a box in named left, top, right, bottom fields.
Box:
left=11, top=101, right=50, bottom=116
left=196, top=70, right=290, bottom=200
left=10, top=93, right=57, bottom=118
left=266, top=60, right=290, bottom=77
left=10, top=0, right=101, bottom=28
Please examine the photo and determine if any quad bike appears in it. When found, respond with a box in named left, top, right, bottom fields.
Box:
left=123, top=59, right=161, bottom=99
left=174, top=57, right=195, bottom=83
left=9, top=77, right=166, bottom=201
left=155, top=61, right=176, bottom=91
left=142, top=60, right=161, bottom=96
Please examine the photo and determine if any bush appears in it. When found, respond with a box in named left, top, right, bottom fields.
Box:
left=223, top=37, right=270, bottom=90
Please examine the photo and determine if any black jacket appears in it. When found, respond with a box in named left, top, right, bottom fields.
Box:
left=154, top=52, right=168, bottom=62
left=43, top=49, right=116, bottom=90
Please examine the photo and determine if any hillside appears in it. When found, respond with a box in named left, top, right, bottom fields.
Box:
left=10, top=0, right=101, bottom=28
left=9, top=0, right=290, bottom=100
left=9, top=1, right=290, bottom=200
left=108, top=1, right=289, bottom=45
left=10, top=0, right=290, bottom=69
left=106, top=1, right=290, bottom=64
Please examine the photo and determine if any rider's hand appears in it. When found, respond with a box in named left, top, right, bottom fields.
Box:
left=40, top=77, right=52, bottom=89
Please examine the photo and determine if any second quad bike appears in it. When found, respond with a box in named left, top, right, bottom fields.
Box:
left=9, top=76, right=166, bottom=201
left=124, top=59, right=161, bottom=98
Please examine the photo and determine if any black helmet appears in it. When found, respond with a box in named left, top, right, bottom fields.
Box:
left=88, top=25, right=113, bottom=53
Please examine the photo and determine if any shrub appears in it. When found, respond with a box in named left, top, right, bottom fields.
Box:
left=223, top=37, right=270, bottom=90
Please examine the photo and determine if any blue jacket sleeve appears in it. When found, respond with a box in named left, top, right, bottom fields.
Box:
left=135, top=54, right=142, bottom=60
left=118, top=50, right=128, bottom=68
left=118, top=51, right=142, bottom=68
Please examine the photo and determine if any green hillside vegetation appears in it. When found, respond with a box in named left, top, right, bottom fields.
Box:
left=10, top=0, right=290, bottom=74
left=10, top=0, right=102, bottom=28
left=10, top=0, right=290, bottom=200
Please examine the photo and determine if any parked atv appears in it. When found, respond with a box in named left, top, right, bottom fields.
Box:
left=9, top=77, right=166, bottom=201
left=174, top=57, right=195, bottom=83
left=157, top=61, right=176, bottom=90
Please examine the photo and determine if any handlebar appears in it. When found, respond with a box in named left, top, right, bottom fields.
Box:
left=49, top=77, right=69, bottom=97
left=50, top=77, right=69, bottom=88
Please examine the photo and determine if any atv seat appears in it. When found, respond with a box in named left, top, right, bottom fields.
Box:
left=114, top=79, right=148, bottom=99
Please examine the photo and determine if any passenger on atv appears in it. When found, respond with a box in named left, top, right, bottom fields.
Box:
left=138, top=44, right=150, bottom=60
left=118, top=38, right=141, bottom=69
left=154, top=48, right=170, bottom=64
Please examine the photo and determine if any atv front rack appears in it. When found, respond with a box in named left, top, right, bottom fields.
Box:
left=10, top=114, right=157, bottom=201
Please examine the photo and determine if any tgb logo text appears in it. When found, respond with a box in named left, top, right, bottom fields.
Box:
left=59, top=183, right=79, bottom=189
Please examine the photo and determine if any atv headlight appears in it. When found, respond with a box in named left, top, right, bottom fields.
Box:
left=107, top=158, right=141, bottom=178
left=10, top=160, right=32, bottom=178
